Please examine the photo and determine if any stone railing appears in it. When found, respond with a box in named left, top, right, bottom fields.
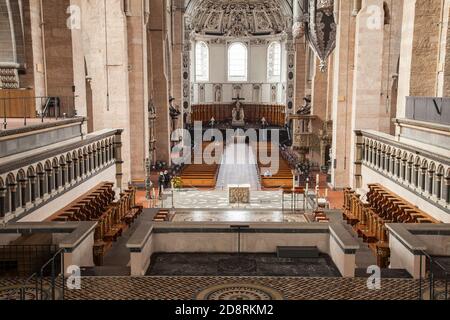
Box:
left=0, top=129, right=123, bottom=222
left=354, top=130, right=450, bottom=211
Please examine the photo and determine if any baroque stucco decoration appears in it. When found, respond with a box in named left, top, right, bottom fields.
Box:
left=296, top=0, right=337, bottom=72
left=186, top=0, right=291, bottom=38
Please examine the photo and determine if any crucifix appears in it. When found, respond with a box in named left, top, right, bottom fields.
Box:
left=232, top=94, right=245, bottom=105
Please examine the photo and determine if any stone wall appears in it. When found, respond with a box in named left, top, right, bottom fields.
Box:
left=409, top=0, right=442, bottom=97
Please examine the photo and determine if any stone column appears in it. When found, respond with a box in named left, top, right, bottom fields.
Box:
left=436, top=173, right=443, bottom=200
left=171, top=0, right=184, bottom=131
left=294, top=38, right=307, bottom=111
left=349, top=0, right=386, bottom=187
left=19, top=180, right=27, bottom=208
left=401, top=158, right=407, bottom=181
left=29, top=176, right=36, bottom=203
left=428, top=169, right=435, bottom=195
left=9, top=184, right=17, bottom=213
left=38, top=172, right=45, bottom=198
left=127, top=0, right=149, bottom=180
left=149, top=0, right=171, bottom=164
left=0, top=188, right=6, bottom=218
left=311, top=58, right=329, bottom=165
left=446, top=176, right=450, bottom=204
left=72, top=158, right=79, bottom=181
left=60, top=164, right=67, bottom=187
left=331, top=0, right=356, bottom=188
left=54, top=165, right=60, bottom=190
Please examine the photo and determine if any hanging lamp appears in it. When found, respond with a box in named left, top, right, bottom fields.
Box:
left=293, top=0, right=337, bottom=72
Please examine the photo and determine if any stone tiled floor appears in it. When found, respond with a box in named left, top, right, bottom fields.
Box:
left=160, top=190, right=296, bottom=210
left=172, top=210, right=307, bottom=223
left=59, top=276, right=420, bottom=300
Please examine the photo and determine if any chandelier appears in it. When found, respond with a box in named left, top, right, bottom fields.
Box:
left=293, top=0, right=337, bottom=72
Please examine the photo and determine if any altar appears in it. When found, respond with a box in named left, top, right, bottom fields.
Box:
left=228, top=184, right=251, bottom=204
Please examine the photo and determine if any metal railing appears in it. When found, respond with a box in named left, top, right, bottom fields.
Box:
left=1, top=95, right=78, bottom=130
left=419, top=250, right=450, bottom=300
left=2, top=248, right=65, bottom=301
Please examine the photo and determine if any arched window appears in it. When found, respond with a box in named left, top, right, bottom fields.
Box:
left=267, top=41, right=282, bottom=82
left=228, top=42, right=248, bottom=82
left=195, top=41, right=209, bottom=82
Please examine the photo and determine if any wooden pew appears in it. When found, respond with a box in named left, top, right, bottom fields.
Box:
left=343, top=184, right=439, bottom=268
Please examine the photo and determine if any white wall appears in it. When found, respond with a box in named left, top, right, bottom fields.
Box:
left=191, top=38, right=287, bottom=104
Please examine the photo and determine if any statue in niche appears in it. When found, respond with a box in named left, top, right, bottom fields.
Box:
left=271, top=85, right=277, bottom=103
left=148, top=99, right=156, bottom=115
left=169, top=96, right=181, bottom=119
left=297, top=96, right=312, bottom=115
left=214, top=85, right=222, bottom=102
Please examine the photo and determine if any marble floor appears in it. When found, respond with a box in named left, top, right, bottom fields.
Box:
left=161, top=190, right=308, bottom=210
left=172, top=209, right=307, bottom=223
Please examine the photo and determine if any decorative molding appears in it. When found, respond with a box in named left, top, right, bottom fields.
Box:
left=187, top=0, right=291, bottom=38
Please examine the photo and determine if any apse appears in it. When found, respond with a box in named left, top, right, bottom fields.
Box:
left=185, top=0, right=294, bottom=106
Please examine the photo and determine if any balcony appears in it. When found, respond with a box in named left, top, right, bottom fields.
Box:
left=0, top=126, right=123, bottom=223
left=354, top=130, right=450, bottom=221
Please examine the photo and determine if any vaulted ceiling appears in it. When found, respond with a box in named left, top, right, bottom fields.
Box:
left=185, top=0, right=293, bottom=38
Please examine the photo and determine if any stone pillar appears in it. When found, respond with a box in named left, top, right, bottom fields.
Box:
left=171, top=0, right=184, bottom=131
left=0, top=188, right=6, bottom=218
left=60, top=164, right=67, bottom=187
left=19, top=180, right=27, bottom=208
left=331, top=0, right=356, bottom=189
left=72, top=158, right=79, bottom=181
left=9, top=184, right=17, bottom=213
left=127, top=0, right=149, bottom=180
left=149, top=0, right=171, bottom=164
left=38, top=172, right=45, bottom=198
left=42, top=0, right=75, bottom=102
left=349, top=0, right=386, bottom=188
left=446, top=175, right=450, bottom=204
left=30, top=176, right=36, bottom=203
left=78, top=0, right=132, bottom=184
left=436, top=173, right=443, bottom=200
left=428, top=169, right=435, bottom=195
left=311, top=58, right=328, bottom=165
left=294, top=38, right=307, bottom=111
left=67, top=160, right=73, bottom=184
left=401, top=158, right=407, bottom=181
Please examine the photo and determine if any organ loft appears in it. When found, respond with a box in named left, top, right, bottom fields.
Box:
left=0, top=0, right=449, bottom=303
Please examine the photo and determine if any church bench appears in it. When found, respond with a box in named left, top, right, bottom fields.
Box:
left=344, top=184, right=439, bottom=268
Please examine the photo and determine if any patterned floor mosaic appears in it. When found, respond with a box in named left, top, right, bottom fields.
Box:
left=50, top=277, right=420, bottom=300
left=172, top=210, right=307, bottom=223
left=162, top=190, right=308, bottom=210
